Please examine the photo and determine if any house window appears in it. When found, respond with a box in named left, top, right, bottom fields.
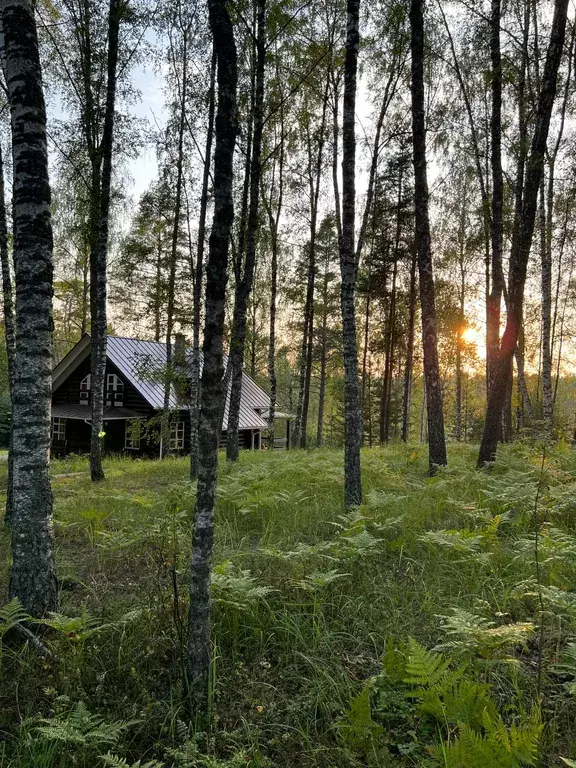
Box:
left=169, top=421, right=185, bottom=451
left=80, top=374, right=91, bottom=405
left=106, top=374, right=124, bottom=407
left=51, top=417, right=66, bottom=442
left=125, top=419, right=140, bottom=450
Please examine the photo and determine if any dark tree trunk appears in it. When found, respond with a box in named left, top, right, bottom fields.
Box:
left=485, top=0, right=505, bottom=403
left=190, top=47, right=216, bottom=480
left=226, top=0, right=265, bottom=462
left=401, top=246, right=417, bottom=443
left=409, top=0, right=447, bottom=470
left=164, top=32, right=188, bottom=415
left=384, top=262, right=398, bottom=443
left=186, top=0, right=237, bottom=710
left=339, top=0, right=362, bottom=508
left=264, top=96, right=285, bottom=449
left=3, top=0, right=57, bottom=616
left=0, top=142, right=15, bottom=526
left=317, top=254, right=329, bottom=447
left=478, top=0, right=568, bottom=466
left=89, top=0, right=120, bottom=482
left=294, top=83, right=329, bottom=450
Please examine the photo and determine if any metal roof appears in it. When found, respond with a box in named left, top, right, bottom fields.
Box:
left=52, top=404, right=144, bottom=421
left=104, top=337, right=269, bottom=430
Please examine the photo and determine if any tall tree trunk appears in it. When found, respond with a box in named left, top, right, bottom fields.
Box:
left=317, top=254, right=329, bottom=447
left=164, top=31, right=188, bottom=415
left=4, top=0, right=57, bottom=616
left=89, top=0, right=120, bottom=482
left=226, top=0, right=266, bottom=462
left=190, top=47, right=216, bottom=480
left=294, top=84, right=329, bottom=450
left=486, top=0, right=505, bottom=403
left=409, top=0, right=447, bottom=470
left=401, top=246, right=417, bottom=443
left=455, top=198, right=466, bottom=442
left=540, top=25, right=573, bottom=429
left=478, top=0, right=568, bottom=466
left=339, top=0, right=362, bottom=508
left=186, top=0, right=237, bottom=710
left=265, top=98, right=285, bottom=449
left=0, top=142, right=15, bottom=526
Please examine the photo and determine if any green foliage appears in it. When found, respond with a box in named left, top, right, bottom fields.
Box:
left=435, top=608, right=535, bottom=658
left=18, top=701, right=139, bottom=767
left=100, top=753, right=164, bottom=768
left=3, top=444, right=576, bottom=766
left=0, top=597, right=31, bottom=639
left=211, top=561, right=275, bottom=612
left=340, top=639, right=541, bottom=765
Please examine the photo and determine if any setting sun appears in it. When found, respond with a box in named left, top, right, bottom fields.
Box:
left=461, top=326, right=481, bottom=345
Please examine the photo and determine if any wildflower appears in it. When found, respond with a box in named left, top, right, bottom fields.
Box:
left=256, top=705, right=264, bottom=713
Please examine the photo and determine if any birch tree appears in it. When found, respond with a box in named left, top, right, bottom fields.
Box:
left=338, top=0, right=362, bottom=508
left=409, top=0, right=447, bottom=470
left=3, top=0, right=57, bottom=616
left=186, top=0, right=237, bottom=710
left=478, top=0, right=569, bottom=466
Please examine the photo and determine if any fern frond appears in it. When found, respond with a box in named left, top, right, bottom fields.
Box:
left=0, top=598, right=31, bottom=637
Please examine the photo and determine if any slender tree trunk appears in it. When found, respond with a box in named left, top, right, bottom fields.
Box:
left=190, top=48, right=216, bottom=479
left=478, top=0, right=568, bottom=466
left=89, top=0, right=120, bottom=482
left=0, top=143, right=15, bottom=526
left=541, top=181, right=553, bottom=427
left=339, top=0, right=362, bottom=508
left=486, top=0, right=504, bottom=403
left=401, top=246, right=417, bottom=443
left=294, top=85, right=329, bottom=450
left=410, top=0, right=447, bottom=470
left=455, top=198, right=466, bottom=442
left=317, top=255, right=329, bottom=447
left=186, top=0, right=237, bottom=710
left=360, top=253, right=372, bottom=437
left=4, top=0, right=57, bottom=616
left=265, top=103, right=285, bottom=449
left=164, top=32, right=188, bottom=416
left=226, top=0, right=265, bottom=462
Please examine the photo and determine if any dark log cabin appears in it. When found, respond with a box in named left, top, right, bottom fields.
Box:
left=51, top=335, right=292, bottom=457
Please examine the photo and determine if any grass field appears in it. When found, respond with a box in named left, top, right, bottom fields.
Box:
left=1, top=442, right=576, bottom=766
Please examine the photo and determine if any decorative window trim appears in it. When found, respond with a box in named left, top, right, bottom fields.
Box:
left=80, top=374, right=91, bottom=405
left=106, top=373, right=124, bottom=407
left=125, top=419, right=140, bottom=450
left=169, top=420, right=185, bottom=451
left=51, top=417, right=66, bottom=441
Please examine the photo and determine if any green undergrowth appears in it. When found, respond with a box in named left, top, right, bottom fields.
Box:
left=1, top=442, right=576, bottom=765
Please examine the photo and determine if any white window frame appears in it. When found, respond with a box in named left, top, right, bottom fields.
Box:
left=51, top=417, right=66, bottom=441
left=169, top=420, right=185, bottom=451
left=80, top=374, right=91, bottom=405
left=106, top=373, right=124, bottom=407
left=124, top=419, right=140, bottom=450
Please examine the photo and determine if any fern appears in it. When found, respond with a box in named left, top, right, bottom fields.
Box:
left=419, top=529, right=491, bottom=564
left=0, top=598, right=31, bottom=639
left=35, top=701, right=138, bottom=750
left=435, top=608, right=534, bottom=657
left=100, top=752, right=164, bottom=768
left=430, top=709, right=541, bottom=767
left=211, top=561, right=274, bottom=612
left=337, top=684, right=384, bottom=753
left=294, top=568, right=350, bottom=591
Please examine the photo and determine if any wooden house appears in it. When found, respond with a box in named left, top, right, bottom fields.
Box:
left=51, top=334, right=289, bottom=457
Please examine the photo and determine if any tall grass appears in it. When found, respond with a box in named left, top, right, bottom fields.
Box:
left=1, top=442, right=576, bottom=766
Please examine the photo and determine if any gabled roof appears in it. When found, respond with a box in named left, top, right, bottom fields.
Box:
left=52, top=335, right=270, bottom=431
